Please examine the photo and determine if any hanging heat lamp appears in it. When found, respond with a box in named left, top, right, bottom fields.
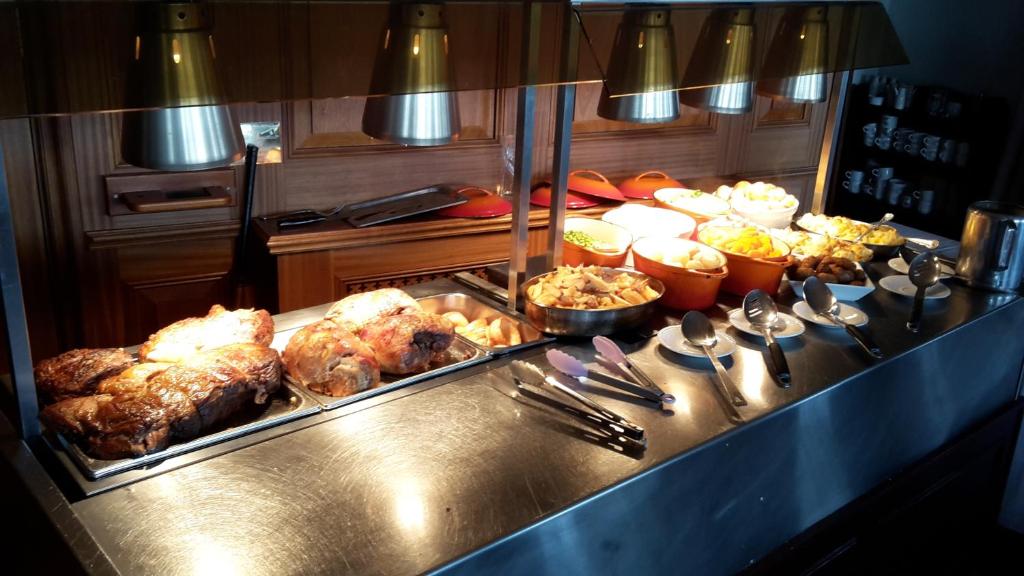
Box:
left=121, top=2, right=243, bottom=171
left=679, top=8, right=755, bottom=115
left=756, top=6, right=829, bottom=103
left=597, top=7, right=679, bottom=124
left=362, top=2, right=460, bottom=146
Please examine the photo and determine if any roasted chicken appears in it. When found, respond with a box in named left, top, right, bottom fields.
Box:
left=357, top=312, right=455, bottom=374
left=324, top=288, right=422, bottom=332
left=283, top=320, right=380, bottom=397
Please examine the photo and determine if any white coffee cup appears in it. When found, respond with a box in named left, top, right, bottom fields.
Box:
left=887, top=179, right=907, bottom=205
left=921, top=148, right=938, bottom=161
left=863, top=123, right=878, bottom=146
left=917, top=190, right=935, bottom=214
left=922, top=135, right=941, bottom=148
left=880, top=115, right=898, bottom=135
left=843, top=170, right=865, bottom=193
left=894, top=85, right=914, bottom=110
left=940, top=146, right=955, bottom=164
left=875, top=135, right=893, bottom=150
left=872, top=167, right=894, bottom=180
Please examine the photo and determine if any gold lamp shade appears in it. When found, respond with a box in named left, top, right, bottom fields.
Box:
left=597, top=7, right=680, bottom=124
left=679, top=9, right=755, bottom=115
left=121, top=2, right=243, bottom=171
left=757, top=6, right=829, bottom=103
left=362, top=2, right=460, bottom=146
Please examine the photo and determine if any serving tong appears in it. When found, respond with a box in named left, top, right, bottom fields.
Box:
left=509, top=361, right=646, bottom=448
left=547, top=347, right=674, bottom=406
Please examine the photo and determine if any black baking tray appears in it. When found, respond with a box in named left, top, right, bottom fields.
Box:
left=344, top=185, right=467, bottom=228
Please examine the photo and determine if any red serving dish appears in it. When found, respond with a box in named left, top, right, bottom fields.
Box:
left=567, top=170, right=626, bottom=202
left=437, top=187, right=513, bottom=218
left=530, top=182, right=601, bottom=208
left=618, top=171, right=684, bottom=200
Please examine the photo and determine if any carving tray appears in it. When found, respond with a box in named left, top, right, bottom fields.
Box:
left=49, top=379, right=321, bottom=480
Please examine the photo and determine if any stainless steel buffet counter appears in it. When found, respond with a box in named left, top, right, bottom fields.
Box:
left=3, top=253, right=1024, bottom=575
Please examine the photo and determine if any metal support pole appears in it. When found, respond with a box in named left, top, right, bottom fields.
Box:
left=546, top=5, right=580, bottom=270
left=507, top=0, right=542, bottom=312
left=812, top=69, right=850, bottom=214
left=0, top=143, right=40, bottom=438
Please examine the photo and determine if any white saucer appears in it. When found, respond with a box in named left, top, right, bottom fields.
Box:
left=727, top=308, right=806, bottom=339
left=792, top=300, right=869, bottom=328
left=887, top=257, right=955, bottom=278
left=657, top=325, right=736, bottom=358
left=878, top=275, right=952, bottom=299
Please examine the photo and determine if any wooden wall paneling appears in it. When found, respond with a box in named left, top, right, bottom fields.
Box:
left=213, top=3, right=287, bottom=104
left=122, top=273, right=231, bottom=347
left=568, top=107, right=725, bottom=184
left=18, top=2, right=131, bottom=117
left=290, top=90, right=497, bottom=153
left=571, top=84, right=714, bottom=135
left=280, top=144, right=506, bottom=211
left=30, top=115, right=93, bottom=352
left=115, top=238, right=234, bottom=345
left=277, top=251, right=334, bottom=312
left=0, top=5, right=27, bottom=118
left=0, top=120, right=60, bottom=361
left=731, top=90, right=831, bottom=175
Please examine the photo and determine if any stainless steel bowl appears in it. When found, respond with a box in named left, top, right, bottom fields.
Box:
left=522, top=269, right=665, bottom=336
left=861, top=240, right=903, bottom=260
left=794, top=219, right=904, bottom=261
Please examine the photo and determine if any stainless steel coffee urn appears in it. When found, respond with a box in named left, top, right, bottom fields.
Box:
left=957, top=201, right=1024, bottom=292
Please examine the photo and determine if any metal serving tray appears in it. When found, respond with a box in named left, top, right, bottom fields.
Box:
left=276, top=332, right=489, bottom=410
left=345, top=185, right=467, bottom=228
left=417, top=292, right=553, bottom=355
left=51, top=379, right=321, bottom=480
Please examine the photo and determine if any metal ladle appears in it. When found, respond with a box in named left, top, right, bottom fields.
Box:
left=907, top=251, right=941, bottom=333
left=743, top=289, right=791, bottom=387
left=803, top=276, right=884, bottom=359
left=681, top=312, right=746, bottom=422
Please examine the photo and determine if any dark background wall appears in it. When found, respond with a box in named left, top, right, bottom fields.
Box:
left=877, top=0, right=1024, bottom=201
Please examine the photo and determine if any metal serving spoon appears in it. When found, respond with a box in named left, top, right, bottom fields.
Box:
left=743, top=290, right=791, bottom=387
left=681, top=312, right=747, bottom=419
left=854, top=212, right=894, bottom=242
left=803, top=276, right=884, bottom=359
left=907, top=251, right=941, bottom=333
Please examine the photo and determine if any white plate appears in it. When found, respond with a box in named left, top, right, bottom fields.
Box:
left=657, top=325, right=736, bottom=358
left=788, top=264, right=875, bottom=301
left=727, top=308, right=806, bottom=339
left=887, top=257, right=955, bottom=278
left=792, top=301, right=869, bottom=328
left=878, top=275, right=952, bottom=299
